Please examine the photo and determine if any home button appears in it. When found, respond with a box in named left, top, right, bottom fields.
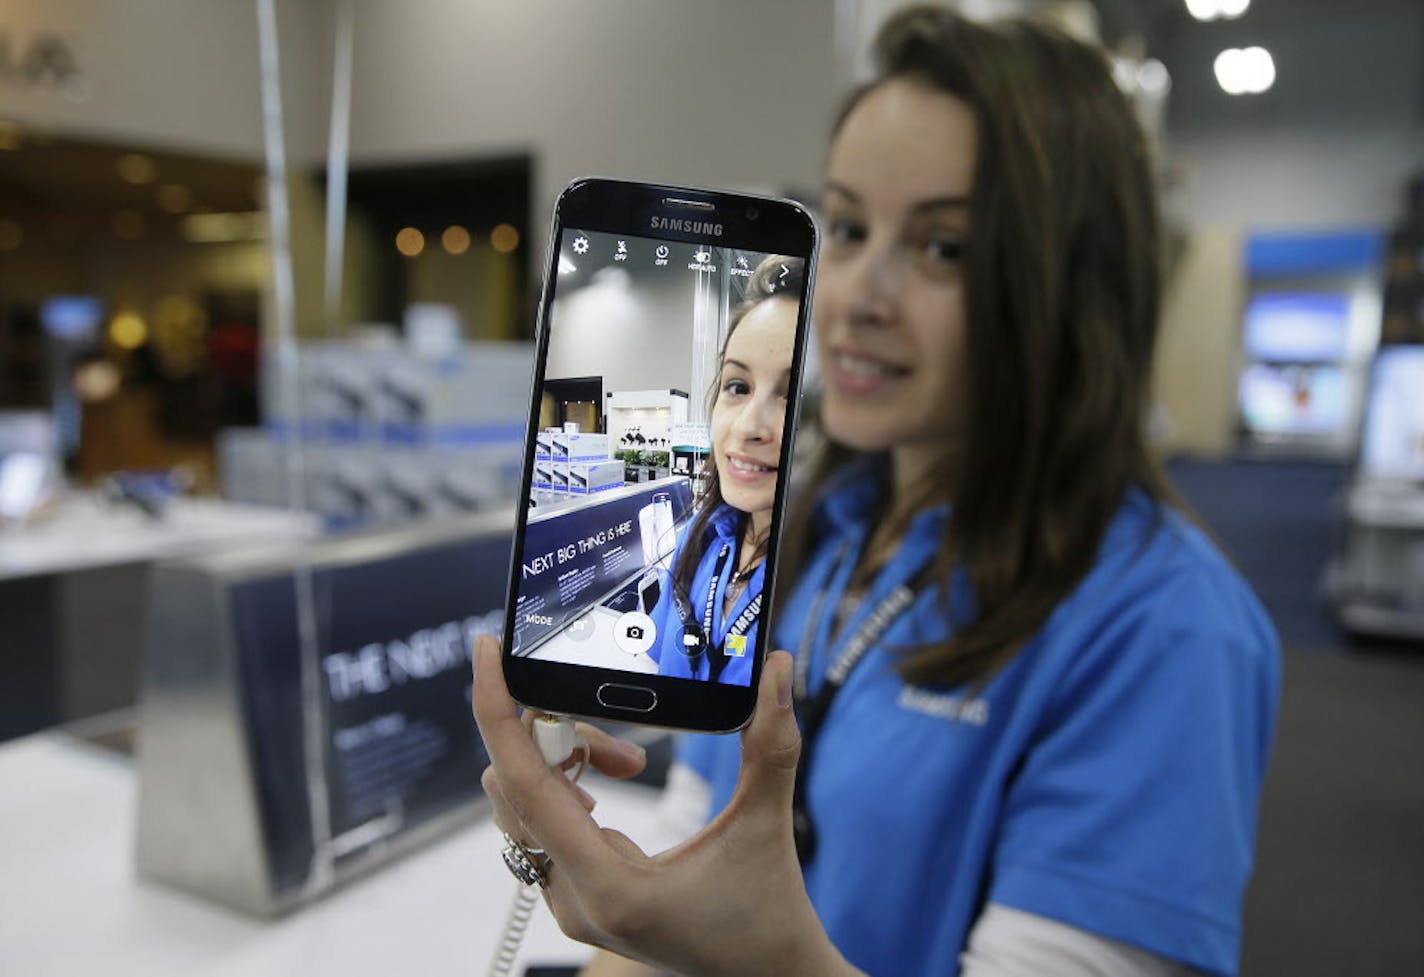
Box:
left=596, top=683, right=658, bottom=713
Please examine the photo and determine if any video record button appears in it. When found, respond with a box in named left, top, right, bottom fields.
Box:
left=596, top=683, right=658, bottom=713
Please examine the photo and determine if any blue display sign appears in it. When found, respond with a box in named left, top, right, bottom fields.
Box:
left=229, top=528, right=511, bottom=889
left=513, top=480, right=693, bottom=656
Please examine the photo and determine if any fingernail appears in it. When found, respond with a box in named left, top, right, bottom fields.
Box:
left=776, top=659, right=793, bottom=709
left=617, top=739, right=647, bottom=764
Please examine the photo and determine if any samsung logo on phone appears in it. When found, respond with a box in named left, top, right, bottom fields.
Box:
left=650, top=217, right=723, bottom=236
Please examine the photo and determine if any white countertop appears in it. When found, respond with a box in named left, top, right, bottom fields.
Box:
left=0, top=496, right=321, bottom=582
left=1346, top=481, right=1424, bottom=528
left=0, top=733, right=672, bottom=977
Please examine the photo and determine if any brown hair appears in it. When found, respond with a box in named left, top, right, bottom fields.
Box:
left=786, top=7, right=1174, bottom=688
left=671, top=255, right=806, bottom=609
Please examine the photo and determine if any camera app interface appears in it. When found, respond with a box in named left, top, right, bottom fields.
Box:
left=511, top=228, right=805, bottom=687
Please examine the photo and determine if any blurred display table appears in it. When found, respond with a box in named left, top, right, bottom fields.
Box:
left=0, top=732, right=667, bottom=977
left=0, top=494, right=319, bottom=582
left=0, top=496, right=321, bottom=740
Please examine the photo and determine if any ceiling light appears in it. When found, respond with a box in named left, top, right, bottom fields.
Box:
left=1214, top=46, right=1275, bottom=95
left=1137, top=59, right=1171, bottom=96
left=396, top=227, right=425, bottom=257
left=157, top=184, right=193, bottom=213
left=441, top=225, right=471, bottom=255
left=109, top=311, right=148, bottom=350
left=116, top=153, right=158, bottom=185
left=182, top=211, right=266, bottom=243
left=491, top=223, right=520, bottom=254
left=1186, top=0, right=1249, bottom=20
left=75, top=361, right=122, bottom=402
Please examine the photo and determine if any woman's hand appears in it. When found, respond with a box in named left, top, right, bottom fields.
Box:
left=471, top=635, right=857, bottom=977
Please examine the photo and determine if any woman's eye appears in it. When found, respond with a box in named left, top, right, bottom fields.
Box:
left=925, top=234, right=967, bottom=265
left=826, top=217, right=866, bottom=245
left=721, top=378, right=750, bottom=397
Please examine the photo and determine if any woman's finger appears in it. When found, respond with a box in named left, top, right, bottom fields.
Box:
left=471, top=635, right=612, bottom=875
left=482, top=763, right=597, bottom=845
left=576, top=722, right=648, bottom=780
left=480, top=764, right=530, bottom=839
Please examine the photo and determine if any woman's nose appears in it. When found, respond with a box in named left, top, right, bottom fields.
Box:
left=841, top=240, right=900, bottom=328
left=732, top=393, right=779, bottom=443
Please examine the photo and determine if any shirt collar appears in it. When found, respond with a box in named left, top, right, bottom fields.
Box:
left=707, top=503, right=743, bottom=541
left=816, top=456, right=949, bottom=543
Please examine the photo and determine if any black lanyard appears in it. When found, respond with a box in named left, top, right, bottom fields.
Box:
left=683, top=541, right=763, bottom=682
left=791, top=539, right=927, bottom=865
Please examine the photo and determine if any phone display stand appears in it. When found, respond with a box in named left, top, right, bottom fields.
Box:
left=134, top=512, right=513, bottom=916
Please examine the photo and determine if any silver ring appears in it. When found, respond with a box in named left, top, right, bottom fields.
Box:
left=501, top=833, right=551, bottom=889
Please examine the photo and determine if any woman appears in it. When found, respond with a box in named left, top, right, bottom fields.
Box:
left=646, top=256, right=802, bottom=686
left=474, top=8, right=1279, bottom=977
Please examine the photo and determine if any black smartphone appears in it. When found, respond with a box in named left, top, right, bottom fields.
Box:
left=501, top=178, right=817, bottom=733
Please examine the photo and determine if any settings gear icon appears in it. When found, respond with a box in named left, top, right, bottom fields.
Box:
left=572, top=236, right=590, bottom=254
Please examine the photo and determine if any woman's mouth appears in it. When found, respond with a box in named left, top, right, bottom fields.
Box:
left=827, top=346, right=909, bottom=396
left=723, top=453, right=778, bottom=484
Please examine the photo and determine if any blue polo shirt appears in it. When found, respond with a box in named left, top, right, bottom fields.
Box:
left=646, top=505, right=763, bottom=686
left=678, top=472, right=1280, bottom=976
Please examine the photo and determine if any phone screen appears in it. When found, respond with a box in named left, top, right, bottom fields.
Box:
left=509, top=223, right=809, bottom=693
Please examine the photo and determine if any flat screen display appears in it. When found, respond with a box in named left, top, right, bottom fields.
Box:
left=1243, top=292, right=1351, bottom=363
left=1359, top=346, right=1424, bottom=479
left=0, top=411, right=55, bottom=520
left=1238, top=362, right=1349, bottom=437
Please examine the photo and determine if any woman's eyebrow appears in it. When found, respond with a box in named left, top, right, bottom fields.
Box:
left=824, top=180, right=969, bottom=213
left=722, top=358, right=750, bottom=372
left=911, top=196, right=970, bottom=213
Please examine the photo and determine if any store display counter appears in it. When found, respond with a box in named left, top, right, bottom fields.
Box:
left=0, top=494, right=320, bottom=582
left=0, top=496, right=321, bottom=741
left=1, top=731, right=669, bottom=977
left=1326, top=482, right=1424, bottom=640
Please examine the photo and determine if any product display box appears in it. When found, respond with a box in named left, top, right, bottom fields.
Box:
left=568, top=460, right=624, bottom=494
left=553, top=432, right=610, bottom=463
left=248, top=337, right=534, bottom=529
left=376, top=343, right=533, bottom=445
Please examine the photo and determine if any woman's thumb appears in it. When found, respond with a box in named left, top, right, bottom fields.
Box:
left=737, top=650, right=802, bottom=798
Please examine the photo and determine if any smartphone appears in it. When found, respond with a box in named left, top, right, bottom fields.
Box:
left=501, top=178, right=817, bottom=733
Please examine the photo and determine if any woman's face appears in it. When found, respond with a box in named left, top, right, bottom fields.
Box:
left=711, top=297, right=796, bottom=521
left=815, top=78, right=977, bottom=462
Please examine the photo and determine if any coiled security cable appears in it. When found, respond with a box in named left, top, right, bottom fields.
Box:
left=485, top=714, right=587, bottom=977
left=486, top=883, right=540, bottom=977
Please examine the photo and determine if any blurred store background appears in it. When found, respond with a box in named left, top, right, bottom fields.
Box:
left=0, top=1, right=1421, bottom=975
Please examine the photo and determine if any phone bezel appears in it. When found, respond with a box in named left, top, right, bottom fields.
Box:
left=501, top=177, right=818, bottom=733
